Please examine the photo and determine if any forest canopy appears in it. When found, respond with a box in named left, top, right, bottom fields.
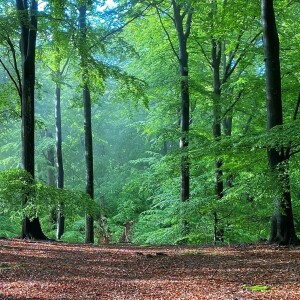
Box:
left=0, top=0, right=300, bottom=245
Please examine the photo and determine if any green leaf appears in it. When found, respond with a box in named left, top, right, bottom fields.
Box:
left=243, top=284, right=270, bottom=292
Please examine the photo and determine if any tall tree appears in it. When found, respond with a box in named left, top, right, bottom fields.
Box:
left=16, top=0, right=47, bottom=239
left=172, top=0, right=192, bottom=207
left=55, top=62, right=66, bottom=239
left=46, top=0, right=74, bottom=239
left=155, top=0, right=192, bottom=236
left=203, top=0, right=261, bottom=242
left=78, top=2, right=94, bottom=244
left=261, top=0, right=298, bottom=245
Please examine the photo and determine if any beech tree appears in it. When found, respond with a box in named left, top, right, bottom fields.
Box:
left=47, top=0, right=72, bottom=240
left=16, top=0, right=47, bottom=239
left=154, top=0, right=192, bottom=238
left=78, top=2, right=95, bottom=244
left=261, top=0, right=298, bottom=245
left=203, top=0, right=261, bottom=242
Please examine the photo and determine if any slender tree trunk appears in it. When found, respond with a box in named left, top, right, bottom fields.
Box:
left=79, top=4, right=94, bottom=244
left=46, top=131, right=55, bottom=187
left=83, top=83, right=94, bottom=244
left=171, top=0, right=192, bottom=238
left=261, top=0, right=298, bottom=245
left=55, top=81, right=65, bottom=239
left=16, top=0, right=47, bottom=240
left=211, top=38, right=224, bottom=243
left=44, top=130, right=57, bottom=226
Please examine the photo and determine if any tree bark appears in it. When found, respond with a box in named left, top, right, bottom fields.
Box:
left=45, top=131, right=56, bottom=187
left=261, top=0, right=298, bottom=245
left=55, top=81, right=65, bottom=239
left=172, top=0, right=192, bottom=238
left=44, top=130, right=57, bottom=226
left=172, top=0, right=191, bottom=203
left=16, top=0, right=47, bottom=240
left=79, top=4, right=94, bottom=244
left=83, top=84, right=94, bottom=244
left=211, top=37, right=224, bottom=243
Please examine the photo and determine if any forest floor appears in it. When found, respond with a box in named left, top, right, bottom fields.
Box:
left=0, top=239, right=300, bottom=299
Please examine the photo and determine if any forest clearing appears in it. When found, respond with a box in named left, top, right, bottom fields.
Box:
left=1, top=239, right=300, bottom=300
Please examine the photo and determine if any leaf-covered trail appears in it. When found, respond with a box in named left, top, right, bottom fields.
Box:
left=0, top=240, right=300, bottom=299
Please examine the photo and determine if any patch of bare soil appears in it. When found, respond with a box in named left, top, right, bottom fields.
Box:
left=0, top=239, right=300, bottom=299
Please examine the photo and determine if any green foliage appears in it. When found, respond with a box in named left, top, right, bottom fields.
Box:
left=0, top=168, right=100, bottom=238
left=0, top=0, right=300, bottom=245
left=0, top=215, right=20, bottom=238
left=243, top=285, right=269, bottom=292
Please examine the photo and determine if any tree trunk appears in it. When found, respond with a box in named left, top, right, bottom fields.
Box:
left=79, top=4, right=94, bottom=244
left=45, top=131, right=56, bottom=186
left=172, top=0, right=192, bottom=204
left=55, top=81, right=65, bottom=240
left=171, top=0, right=192, bottom=239
left=211, top=37, right=224, bottom=243
left=16, top=0, right=47, bottom=240
left=44, top=130, right=57, bottom=226
left=55, top=83, right=64, bottom=190
left=261, top=0, right=298, bottom=245
left=83, top=83, right=94, bottom=244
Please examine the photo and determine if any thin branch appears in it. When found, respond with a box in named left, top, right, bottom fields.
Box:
left=46, top=65, right=54, bottom=73
left=222, top=30, right=262, bottom=84
left=155, top=3, right=174, bottom=23
left=243, top=115, right=253, bottom=135
left=155, top=5, right=179, bottom=61
left=195, top=39, right=212, bottom=67
left=61, top=56, right=70, bottom=75
left=0, top=59, right=21, bottom=98
left=289, top=149, right=300, bottom=157
left=184, top=9, right=193, bottom=40
left=5, top=35, right=22, bottom=97
left=222, top=32, right=243, bottom=82
left=222, top=90, right=243, bottom=118
left=89, top=4, right=152, bottom=51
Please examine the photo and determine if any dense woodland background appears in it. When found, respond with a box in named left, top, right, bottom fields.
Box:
left=0, top=0, right=300, bottom=245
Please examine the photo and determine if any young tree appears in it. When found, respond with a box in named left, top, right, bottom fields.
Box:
left=261, top=0, right=298, bottom=245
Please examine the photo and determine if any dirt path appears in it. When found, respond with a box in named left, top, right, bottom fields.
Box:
left=1, top=239, right=300, bottom=299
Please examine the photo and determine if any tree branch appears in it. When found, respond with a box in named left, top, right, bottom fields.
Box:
left=61, top=56, right=70, bottom=75
left=89, top=4, right=152, bottom=51
left=184, top=9, right=192, bottom=40
left=155, top=5, right=179, bottom=61
left=222, top=30, right=262, bottom=84
left=0, top=59, right=21, bottom=98
left=222, top=90, right=243, bottom=118
left=194, top=39, right=212, bottom=68
left=5, top=35, right=22, bottom=98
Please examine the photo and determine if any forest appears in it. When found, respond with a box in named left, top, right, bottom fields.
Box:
left=0, top=0, right=300, bottom=247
